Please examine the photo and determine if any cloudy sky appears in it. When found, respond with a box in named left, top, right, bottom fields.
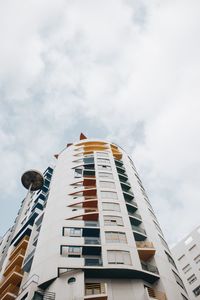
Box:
left=0, top=0, right=200, bottom=246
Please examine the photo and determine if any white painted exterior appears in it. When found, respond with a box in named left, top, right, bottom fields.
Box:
left=172, top=226, right=200, bottom=300
left=0, top=138, right=188, bottom=300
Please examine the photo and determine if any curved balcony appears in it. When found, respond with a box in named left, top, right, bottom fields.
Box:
left=116, top=166, right=126, bottom=175
left=84, top=266, right=159, bottom=284
left=9, top=236, right=29, bottom=261
left=141, top=261, right=159, bottom=275
left=3, top=248, right=25, bottom=277
left=120, top=181, right=131, bottom=190
left=126, top=201, right=138, bottom=212
left=0, top=266, right=23, bottom=296
left=123, top=191, right=134, bottom=201
left=132, top=225, right=147, bottom=241
left=129, top=212, right=142, bottom=226
left=118, top=173, right=128, bottom=183
left=69, top=188, right=97, bottom=198
left=136, top=242, right=156, bottom=261
left=0, top=284, right=19, bottom=300
left=67, top=210, right=99, bottom=222
left=69, top=199, right=98, bottom=209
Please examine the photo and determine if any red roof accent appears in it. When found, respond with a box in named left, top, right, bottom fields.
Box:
left=80, top=133, right=87, bottom=140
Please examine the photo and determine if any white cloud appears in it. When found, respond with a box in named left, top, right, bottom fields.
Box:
left=0, top=0, right=200, bottom=245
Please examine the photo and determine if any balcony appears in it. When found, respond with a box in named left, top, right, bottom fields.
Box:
left=85, top=283, right=107, bottom=300
left=132, top=225, right=147, bottom=241
left=123, top=191, right=134, bottom=201
left=0, top=284, right=19, bottom=300
left=129, top=212, right=142, bottom=225
left=9, top=236, right=29, bottom=261
left=85, top=237, right=100, bottom=245
left=118, top=173, right=128, bottom=182
left=145, top=287, right=167, bottom=300
left=141, top=262, right=159, bottom=275
left=120, top=181, right=132, bottom=191
left=3, top=248, right=25, bottom=277
left=126, top=201, right=138, bottom=212
left=116, top=166, right=126, bottom=174
left=23, top=248, right=35, bottom=272
left=85, top=221, right=99, bottom=227
left=85, top=257, right=102, bottom=266
left=136, top=242, right=156, bottom=261
left=0, top=266, right=23, bottom=295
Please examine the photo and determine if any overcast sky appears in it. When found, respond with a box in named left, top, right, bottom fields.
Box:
left=0, top=0, right=200, bottom=246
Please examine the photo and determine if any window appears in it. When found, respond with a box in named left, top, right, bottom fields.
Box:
left=97, top=158, right=110, bottom=165
left=194, top=254, right=200, bottom=264
left=193, top=285, right=200, bottom=296
left=189, top=244, right=196, bottom=252
left=182, top=264, right=192, bottom=274
left=68, top=277, right=76, bottom=284
left=83, top=157, right=94, bottom=164
left=187, top=274, right=197, bottom=285
left=104, top=215, right=123, bottom=226
left=159, top=234, right=170, bottom=253
left=172, top=270, right=186, bottom=291
left=178, top=254, right=185, bottom=262
left=153, top=220, right=163, bottom=235
left=97, top=152, right=109, bottom=157
left=181, top=294, right=188, bottom=300
left=85, top=283, right=106, bottom=295
left=101, top=191, right=118, bottom=199
left=61, top=246, right=81, bottom=257
left=184, top=236, right=193, bottom=245
left=102, top=202, right=120, bottom=212
left=98, top=165, right=112, bottom=171
left=100, top=181, right=115, bottom=189
left=61, top=227, right=82, bottom=237
left=105, top=231, right=127, bottom=243
left=74, top=168, right=82, bottom=178
left=99, top=172, right=113, bottom=179
left=107, top=250, right=131, bottom=265
left=165, top=251, right=177, bottom=270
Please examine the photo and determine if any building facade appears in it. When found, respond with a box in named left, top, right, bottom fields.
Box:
left=172, top=226, right=200, bottom=299
left=0, top=134, right=188, bottom=300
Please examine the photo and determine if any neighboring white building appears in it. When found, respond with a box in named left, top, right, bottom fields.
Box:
left=172, top=226, right=200, bottom=300
left=0, top=134, right=188, bottom=300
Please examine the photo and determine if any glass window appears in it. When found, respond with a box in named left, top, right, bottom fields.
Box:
left=99, top=172, right=113, bottom=179
left=184, top=236, right=193, bottom=245
left=104, top=215, right=123, bottom=226
left=100, top=181, right=115, bottom=189
left=194, top=254, right=200, bottom=264
left=172, top=270, right=186, bottom=291
left=97, top=158, right=110, bottom=164
left=187, top=274, right=197, bottom=285
left=98, top=165, right=112, bottom=171
left=83, top=157, right=94, bottom=164
left=101, top=191, right=118, bottom=199
left=97, top=152, right=109, bottom=157
left=107, top=250, right=131, bottom=265
left=105, top=231, right=127, bottom=243
left=182, top=264, right=192, bottom=274
left=102, top=202, right=120, bottom=212
left=74, top=169, right=82, bottom=178
left=193, top=285, right=200, bottom=296
left=61, top=246, right=81, bottom=256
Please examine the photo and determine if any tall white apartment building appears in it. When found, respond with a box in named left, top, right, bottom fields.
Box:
left=172, top=226, right=200, bottom=299
left=0, top=134, right=188, bottom=300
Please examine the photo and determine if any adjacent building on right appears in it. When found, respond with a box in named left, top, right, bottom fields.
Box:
left=172, top=226, right=200, bottom=299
